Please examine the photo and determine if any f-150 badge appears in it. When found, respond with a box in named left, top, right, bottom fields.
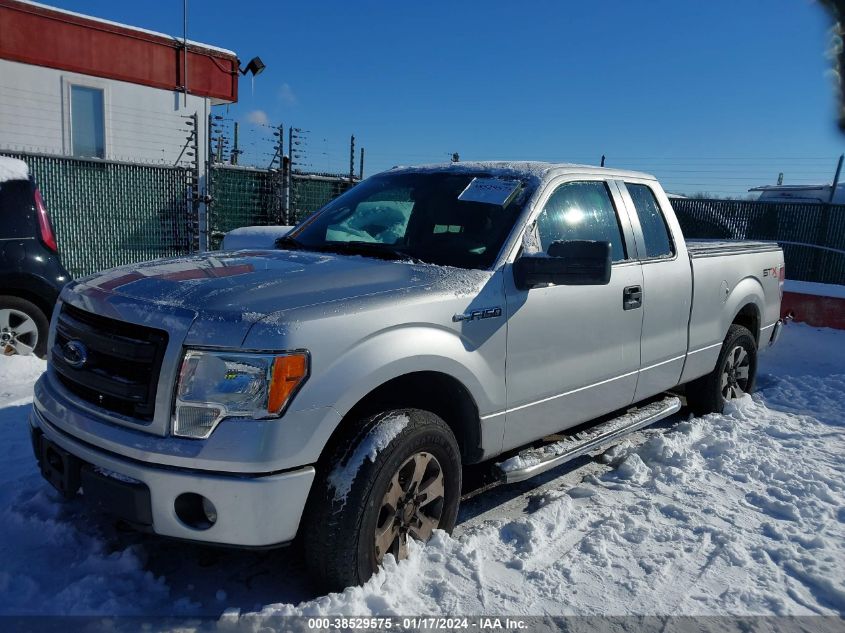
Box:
left=453, top=307, right=503, bottom=322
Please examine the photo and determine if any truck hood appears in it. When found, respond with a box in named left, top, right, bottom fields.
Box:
left=77, top=249, right=441, bottom=317
left=73, top=249, right=493, bottom=347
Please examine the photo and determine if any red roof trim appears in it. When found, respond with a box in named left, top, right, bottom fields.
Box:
left=0, top=0, right=239, bottom=103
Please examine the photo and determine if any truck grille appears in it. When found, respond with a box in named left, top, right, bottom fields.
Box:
left=52, top=303, right=168, bottom=422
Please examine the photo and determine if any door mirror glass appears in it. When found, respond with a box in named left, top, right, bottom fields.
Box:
left=514, top=240, right=611, bottom=289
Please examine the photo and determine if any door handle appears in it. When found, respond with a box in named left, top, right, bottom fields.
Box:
left=623, top=285, right=642, bottom=310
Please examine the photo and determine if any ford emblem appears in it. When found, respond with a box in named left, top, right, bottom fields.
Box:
left=62, top=340, right=88, bottom=369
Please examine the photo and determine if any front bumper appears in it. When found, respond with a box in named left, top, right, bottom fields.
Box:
left=30, top=406, right=315, bottom=547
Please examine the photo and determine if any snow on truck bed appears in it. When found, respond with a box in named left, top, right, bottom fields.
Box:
left=1, top=324, right=844, bottom=618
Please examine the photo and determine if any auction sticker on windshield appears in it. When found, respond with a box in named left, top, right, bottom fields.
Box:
left=458, top=177, right=520, bottom=206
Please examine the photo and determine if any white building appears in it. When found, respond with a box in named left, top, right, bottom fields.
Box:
left=0, top=0, right=240, bottom=167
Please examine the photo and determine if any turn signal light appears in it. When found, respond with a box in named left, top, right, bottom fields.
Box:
left=269, top=353, right=309, bottom=414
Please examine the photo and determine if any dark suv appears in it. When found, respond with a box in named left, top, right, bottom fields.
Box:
left=0, top=157, right=70, bottom=358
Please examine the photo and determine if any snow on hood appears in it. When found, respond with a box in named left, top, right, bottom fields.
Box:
left=75, top=249, right=458, bottom=318
left=0, top=157, right=29, bottom=184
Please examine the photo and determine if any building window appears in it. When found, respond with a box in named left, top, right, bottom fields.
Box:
left=70, top=85, right=105, bottom=158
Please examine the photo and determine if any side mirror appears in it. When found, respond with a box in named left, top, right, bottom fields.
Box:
left=514, top=240, right=611, bottom=290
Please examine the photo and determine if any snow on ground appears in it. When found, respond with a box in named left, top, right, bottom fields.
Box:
left=0, top=323, right=844, bottom=617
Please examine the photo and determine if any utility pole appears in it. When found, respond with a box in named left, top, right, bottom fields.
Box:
left=282, top=155, right=290, bottom=224
left=182, top=0, right=188, bottom=107
left=268, top=123, right=283, bottom=169
left=359, top=147, right=365, bottom=180
left=349, top=135, right=356, bottom=182
left=232, top=122, right=239, bottom=165
left=205, top=113, right=213, bottom=166
left=289, top=127, right=294, bottom=173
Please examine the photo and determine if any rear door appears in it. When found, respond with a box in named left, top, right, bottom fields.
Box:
left=615, top=180, right=692, bottom=401
left=502, top=177, right=644, bottom=451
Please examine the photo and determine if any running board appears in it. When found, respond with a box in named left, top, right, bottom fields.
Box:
left=494, top=395, right=682, bottom=484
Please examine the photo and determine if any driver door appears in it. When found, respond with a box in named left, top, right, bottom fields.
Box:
left=502, top=178, right=644, bottom=451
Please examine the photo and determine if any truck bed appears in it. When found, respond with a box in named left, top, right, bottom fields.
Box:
left=686, top=239, right=781, bottom=258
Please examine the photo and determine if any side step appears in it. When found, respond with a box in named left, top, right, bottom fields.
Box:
left=494, top=395, right=682, bottom=484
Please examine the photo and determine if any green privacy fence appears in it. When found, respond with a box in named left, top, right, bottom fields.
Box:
left=672, top=198, right=845, bottom=285
left=290, top=173, right=358, bottom=223
left=208, top=165, right=283, bottom=249
left=3, top=151, right=193, bottom=278
left=2, top=151, right=358, bottom=272
left=208, top=164, right=358, bottom=249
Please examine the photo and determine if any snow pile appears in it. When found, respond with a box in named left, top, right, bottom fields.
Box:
left=0, top=156, right=29, bottom=184
left=0, top=356, right=183, bottom=615
left=250, top=385, right=845, bottom=616
left=0, top=323, right=844, bottom=617
left=0, top=355, right=44, bottom=405
left=497, top=397, right=680, bottom=474
left=328, top=413, right=410, bottom=505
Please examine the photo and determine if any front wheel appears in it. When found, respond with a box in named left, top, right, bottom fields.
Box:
left=302, top=408, right=462, bottom=590
left=685, top=324, right=757, bottom=415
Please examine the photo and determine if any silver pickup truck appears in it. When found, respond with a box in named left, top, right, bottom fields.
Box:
left=29, top=162, right=784, bottom=589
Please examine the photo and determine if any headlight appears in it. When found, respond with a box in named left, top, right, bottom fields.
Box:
left=173, top=350, right=309, bottom=439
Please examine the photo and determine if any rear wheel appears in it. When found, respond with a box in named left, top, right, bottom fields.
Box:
left=685, top=324, right=757, bottom=415
left=302, top=408, right=462, bottom=590
left=0, top=295, right=49, bottom=358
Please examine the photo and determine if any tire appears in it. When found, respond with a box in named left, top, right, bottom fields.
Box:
left=685, top=324, right=757, bottom=416
left=302, top=408, right=462, bottom=590
left=0, top=295, right=50, bottom=358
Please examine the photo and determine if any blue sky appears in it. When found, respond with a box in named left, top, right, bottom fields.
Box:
left=47, top=0, right=845, bottom=196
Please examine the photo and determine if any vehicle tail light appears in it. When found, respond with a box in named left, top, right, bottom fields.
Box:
left=34, top=188, right=58, bottom=253
left=778, top=263, right=785, bottom=298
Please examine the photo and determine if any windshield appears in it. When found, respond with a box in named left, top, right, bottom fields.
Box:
left=286, top=171, right=532, bottom=269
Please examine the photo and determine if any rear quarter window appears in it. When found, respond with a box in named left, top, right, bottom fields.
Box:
left=0, top=180, right=36, bottom=239
left=626, top=183, right=674, bottom=258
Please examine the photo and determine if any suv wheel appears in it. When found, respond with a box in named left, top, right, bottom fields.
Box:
left=0, top=295, right=49, bottom=358
left=685, top=324, right=757, bottom=415
left=303, top=408, right=462, bottom=590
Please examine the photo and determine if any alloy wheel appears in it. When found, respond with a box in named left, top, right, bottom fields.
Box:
left=721, top=344, right=751, bottom=401
left=0, top=308, right=39, bottom=356
left=374, top=451, right=445, bottom=563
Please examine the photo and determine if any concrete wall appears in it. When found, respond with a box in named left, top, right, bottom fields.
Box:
left=0, top=58, right=209, bottom=168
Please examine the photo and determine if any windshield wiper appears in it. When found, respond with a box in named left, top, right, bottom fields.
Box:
left=275, top=235, right=306, bottom=250
left=316, top=241, right=420, bottom=262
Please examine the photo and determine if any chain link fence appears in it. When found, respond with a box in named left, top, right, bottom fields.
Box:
left=208, top=165, right=284, bottom=249
left=672, top=198, right=845, bottom=284
left=208, top=164, right=358, bottom=249
left=290, top=173, right=357, bottom=223
left=2, top=150, right=194, bottom=277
